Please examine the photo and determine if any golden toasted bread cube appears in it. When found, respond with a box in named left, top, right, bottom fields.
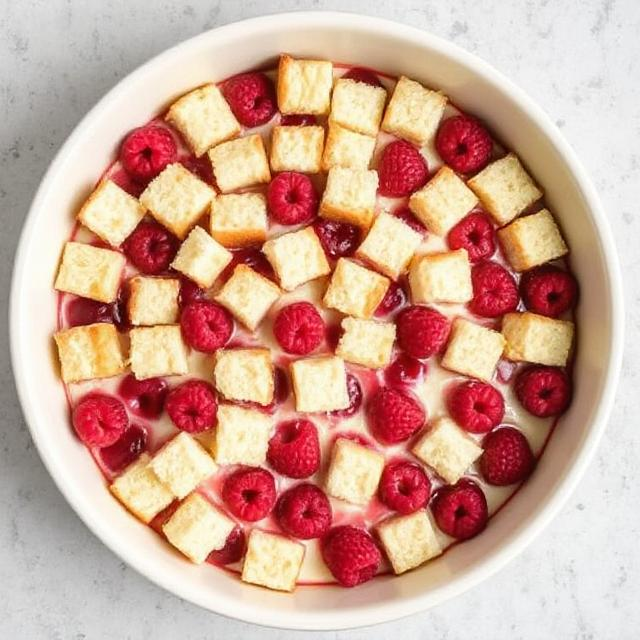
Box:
left=129, top=325, right=188, bottom=380
left=336, top=317, right=396, bottom=369
left=208, top=134, right=271, bottom=193
left=321, top=123, right=376, bottom=171
left=320, top=167, right=379, bottom=229
left=408, top=249, right=473, bottom=304
left=213, top=348, right=274, bottom=406
left=290, top=356, right=350, bottom=413
left=329, top=77, right=387, bottom=136
left=128, top=276, right=180, bottom=326
left=210, top=193, right=267, bottom=248
left=213, top=404, right=273, bottom=466
left=270, top=125, right=325, bottom=174
left=277, top=54, right=333, bottom=115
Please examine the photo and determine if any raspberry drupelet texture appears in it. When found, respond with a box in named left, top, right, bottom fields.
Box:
left=313, top=219, right=361, bottom=259
left=123, top=220, right=179, bottom=274
left=276, top=483, right=332, bottom=539
left=223, top=72, right=277, bottom=127
left=436, top=115, right=493, bottom=174
left=72, top=393, right=129, bottom=448
left=368, top=387, right=426, bottom=444
left=515, top=365, right=572, bottom=417
left=480, top=426, right=535, bottom=486
left=118, top=374, right=168, bottom=419
left=222, top=466, right=277, bottom=522
left=267, top=419, right=321, bottom=479
left=469, top=261, right=519, bottom=317
left=378, top=460, right=432, bottom=514
left=165, top=379, right=218, bottom=433
left=447, top=380, right=505, bottom=434
left=267, top=172, right=319, bottom=225
left=431, top=479, right=488, bottom=540
left=180, top=301, right=234, bottom=353
left=273, top=302, right=325, bottom=355
left=119, top=125, right=178, bottom=183
left=447, top=212, right=496, bottom=263
left=396, top=305, right=450, bottom=359
left=520, top=265, right=578, bottom=318
left=377, top=140, right=429, bottom=197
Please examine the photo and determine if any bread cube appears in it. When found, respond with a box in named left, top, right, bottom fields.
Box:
left=412, top=417, right=482, bottom=484
left=356, top=211, right=422, bottom=279
left=290, top=356, right=349, bottom=413
left=502, top=311, right=574, bottom=366
left=241, top=529, right=305, bottom=592
left=322, top=123, right=376, bottom=171
left=377, top=510, right=441, bottom=574
left=110, top=454, right=173, bottom=523
left=54, top=323, right=125, bottom=383
left=381, top=76, right=447, bottom=146
left=213, top=404, right=273, bottom=465
left=210, top=192, right=267, bottom=247
left=468, top=153, right=542, bottom=226
left=329, top=78, right=387, bottom=137
left=408, top=249, right=472, bottom=304
left=54, top=242, right=125, bottom=303
left=162, top=493, right=235, bottom=564
left=277, top=54, right=333, bottom=116
left=323, top=258, right=389, bottom=319
left=215, top=264, right=281, bottom=331
left=166, top=83, right=240, bottom=157
left=208, top=134, right=271, bottom=193
left=270, top=125, right=325, bottom=173
left=262, top=226, right=330, bottom=291
left=336, top=317, right=396, bottom=369
left=128, top=276, right=180, bottom=326
left=214, top=348, right=274, bottom=406
left=320, top=167, right=379, bottom=229
left=129, top=325, right=188, bottom=380
left=325, top=438, right=384, bottom=505
left=408, top=167, right=479, bottom=236
left=497, top=209, right=568, bottom=271
left=77, top=180, right=145, bottom=246
left=140, top=163, right=215, bottom=239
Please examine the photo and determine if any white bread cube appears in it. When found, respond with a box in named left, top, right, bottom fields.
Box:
left=381, top=76, right=447, bottom=146
left=321, top=123, right=376, bottom=171
left=329, top=78, right=387, bottom=137
left=290, top=356, right=349, bottom=413
left=320, top=167, right=379, bottom=229
left=140, top=163, right=215, bottom=239
left=214, top=348, right=274, bottom=406
left=166, top=83, right=240, bottom=157
left=323, top=258, right=390, bottom=319
left=336, top=317, right=396, bottom=369
left=270, top=125, right=325, bottom=173
left=110, top=454, right=173, bottom=524
left=468, top=153, right=543, bottom=226
left=441, top=318, right=505, bottom=381
left=163, top=493, right=235, bottom=564
left=128, top=276, right=180, bottom=326
left=356, top=211, right=422, bottom=279
left=208, top=134, right=271, bottom=193
left=277, top=54, right=333, bottom=116
left=242, top=529, right=305, bottom=592
left=210, top=192, right=267, bottom=247
left=54, top=323, right=125, bottom=383
left=54, top=242, right=125, bottom=303
left=412, top=417, right=483, bottom=484
left=129, top=325, right=188, bottom=380
left=77, top=180, right=145, bottom=246
left=408, top=167, right=479, bottom=236
left=377, top=510, right=441, bottom=574
left=215, top=264, right=281, bottom=330
left=213, top=404, right=273, bottom=465
left=262, top=226, right=330, bottom=291
left=408, top=249, right=473, bottom=304
left=325, top=438, right=384, bottom=505
left=502, top=311, right=574, bottom=366
left=497, top=209, right=568, bottom=271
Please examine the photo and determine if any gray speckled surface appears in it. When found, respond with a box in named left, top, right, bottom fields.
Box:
left=1, top=1, right=639, bottom=637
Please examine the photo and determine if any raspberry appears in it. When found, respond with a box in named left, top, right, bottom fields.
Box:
left=267, top=419, right=320, bottom=479
left=99, top=424, right=148, bottom=474
left=313, top=219, right=360, bottom=259
left=368, top=388, right=425, bottom=444
left=432, top=479, right=488, bottom=540
left=207, top=527, right=246, bottom=566
left=385, top=354, right=427, bottom=389
left=341, top=67, right=383, bottom=87
left=280, top=114, right=317, bottom=126
left=180, top=155, right=214, bottom=185
left=520, top=265, right=578, bottom=318
left=66, top=297, right=115, bottom=327
left=276, top=483, right=332, bottom=539
left=374, top=281, right=407, bottom=317
left=378, top=460, right=431, bottom=514
left=447, top=381, right=505, bottom=434
left=123, top=221, right=179, bottom=274
left=267, top=172, right=318, bottom=225
left=321, top=525, right=381, bottom=587
left=396, top=305, right=450, bottom=359
left=480, top=426, right=535, bottom=486
left=393, top=205, right=427, bottom=236
left=118, top=374, right=168, bottom=419
left=165, top=380, right=218, bottom=433
left=447, top=212, right=496, bottom=263
left=329, top=374, right=363, bottom=418
left=222, top=467, right=276, bottom=522
left=515, top=365, right=572, bottom=417
left=72, top=393, right=129, bottom=448
left=273, top=302, right=325, bottom=355
left=119, top=125, right=177, bottom=183
left=180, top=301, right=233, bottom=352
left=436, top=115, right=492, bottom=174
left=178, top=277, right=204, bottom=308
left=222, top=72, right=277, bottom=127
left=222, top=247, right=275, bottom=282
left=469, top=262, right=519, bottom=317
left=377, top=140, right=429, bottom=197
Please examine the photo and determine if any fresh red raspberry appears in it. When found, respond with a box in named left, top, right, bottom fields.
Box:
left=378, top=460, right=431, bottom=514
left=118, top=374, right=168, bottom=419
left=515, top=366, right=572, bottom=417
left=447, top=381, right=505, bottom=434
left=480, top=426, right=535, bottom=486
left=276, top=483, right=332, bottom=539
left=469, top=262, right=519, bottom=317
left=222, top=467, right=276, bottom=522
left=273, top=302, right=325, bottom=355
left=368, top=388, right=425, bottom=444
left=267, top=172, right=319, bottom=225
left=98, top=424, right=148, bottom=474
left=165, top=380, right=218, bottom=433
left=180, top=301, right=233, bottom=353
left=123, top=221, right=179, bottom=274
left=520, top=265, right=578, bottom=318
left=385, top=354, right=427, bottom=389
left=396, top=305, right=450, bottom=359
left=66, top=297, right=115, bottom=327
left=313, top=219, right=361, bottom=259
left=178, top=277, right=204, bottom=308
left=447, top=212, right=496, bottom=263
left=72, top=393, right=129, bottom=448
left=393, top=205, right=427, bottom=236
left=436, top=115, right=492, bottom=174
left=377, top=140, right=429, bottom=197
left=374, top=281, right=407, bottom=317
left=222, top=72, right=277, bottom=127
left=329, top=374, right=363, bottom=418
left=207, top=527, right=246, bottom=566
left=321, top=525, right=381, bottom=587
left=119, top=125, right=177, bottom=183
left=280, top=114, right=317, bottom=126
left=341, top=67, right=384, bottom=87
left=432, top=480, right=488, bottom=540
left=267, top=419, right=320, bottom=479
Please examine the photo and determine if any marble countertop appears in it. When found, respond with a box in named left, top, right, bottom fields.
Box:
left=1, top=1, right=638, bottom=638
